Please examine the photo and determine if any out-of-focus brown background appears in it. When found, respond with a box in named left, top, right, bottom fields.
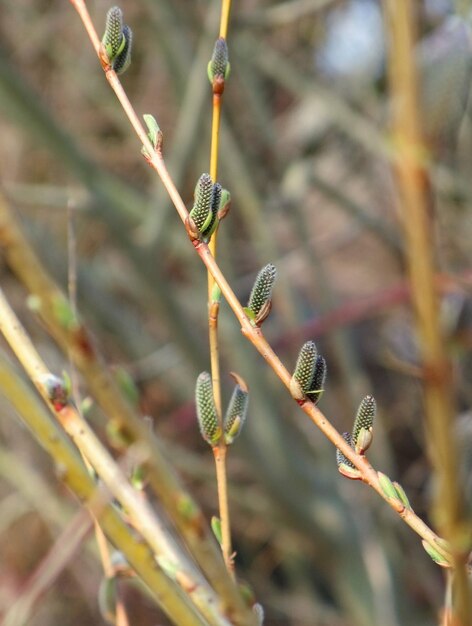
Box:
left=0, top=0, right=471, bottom=624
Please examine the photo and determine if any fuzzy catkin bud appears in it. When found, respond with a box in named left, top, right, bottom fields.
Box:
left=306, top=355, right=327, bottom=405
left=224, top=383, right=249, bottom=444
left=189, top=174, right=213, bottom=232
left=292, top=341, right=317, bottom=395
left=102, top=6, right=125, bottom=60
left=336, top=432, right=356, bottom=469
left=352, top=395, right=376, bottom=453
left=113, top=24, right=132, bottom=75
left=247, top=263, right=277, bottom=319
left=202, top=182, right=221, bottom=240
left=208, top=38, right=230, bottom=82
left=195, top=372, right=221, bottom=446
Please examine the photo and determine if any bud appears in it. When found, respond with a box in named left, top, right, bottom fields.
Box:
left=224, top=374, right=249, bottom=445
left=102, top=7, right=125, bottom=61
left=195, top=372, right=221, bottom=446
left=39, top=373, right=70, bottom=411
left=98, top=576, right=117, bottom=624
left=211, top=516, right=222, bottom=545
left=189, top=174, right=213, bottom=233
left=352, top=395, right=376, bottom=455
left=217, top=188, right=231, bottom=220
left=201, top=182, right=221, bottom=241
left=291, top=341, right=317, bottom=396
left=336, top=432, right=361, bottom=479
left=207, top=37, right=230, bottom=83
left=113, top=24, right=132, bottom=75
left=247, top=263, right=277, bottom=325
left=306, top=355, right=327, bottom=405
left=141, top=114, right=163, bottom=158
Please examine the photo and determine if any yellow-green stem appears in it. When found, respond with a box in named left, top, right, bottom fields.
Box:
left=207, top=0, right=232, bottom=577
left=383, top=1, right=471, bottom=622
left=213, top=445, right=235, bottom=577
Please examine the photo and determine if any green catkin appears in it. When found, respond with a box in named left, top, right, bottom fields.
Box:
left=247, top=263, right=277, bottom=317
left=307, top=355, right=327, bottom=405
left=224, top=384, right=249, bottom=444
left=292, top=341, right=317, bottom=395
left=336, top=432, right=356, bottom=469
left=208, top=38, right=230, bottom=82
left=102, top=6, right=125, bottom=60
left=113, top=24, right=132, bottom=75
left=189, top=174, right=214, bottom=232
left=352, top=395, right=376, bottom=449
left=195, top=372, right=220, bottom=446
left=202, top=182, right=222, bottom=240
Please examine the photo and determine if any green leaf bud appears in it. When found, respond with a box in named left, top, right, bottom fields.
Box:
left=352, top=395, right=376, bottom=454
left=306, top=355, right=327, bottom=405
left=207, top=37, right=230, bottom=83
left=292, top=341, right=317, bottom=395
left=393, top=481, right=412, bottom=510
left=218, top=188, right=231, bottom=220
left=98, top=575, right=117, bottom=624
left=195, top=372, right=221, bottom=446
left=224, top=374, right=249, bottom=445
left=378, top=471, right=400, bottom=501
left=247, top=263, right=277, bottom=324
left=422, top=540, right=451, bottom=568
left=102, top=7, right=125, bottom=61
left=141, top=114, right=162, bottom=158
left=189, top=174, right=213, bottom=233
left=113, top=24, right=132, bottom=75
left=211, top=516, right=222, bottom=545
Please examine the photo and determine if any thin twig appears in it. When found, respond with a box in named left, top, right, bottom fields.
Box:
left=208, top=0, right=234, bottom=577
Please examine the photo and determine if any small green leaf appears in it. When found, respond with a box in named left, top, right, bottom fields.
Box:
left=211, top=516, right=222, bottom=545
left=378, top=472, right=399, bottom=501
left=113, top=366, right=139, bottom=408
left=156, top=556, right=178, bottom=579
left=422, top=540, right=452, bottom=568
left=224, top=375, right=249, bottom=445
left=393, top=481, right=412, bottom=510
left=243, top=307, right=256, bottom=322
left=211, top=282, right=222, bottom=304
left=142, top=114, right=162, bottom=155
left=98, top=576, right=117, bottom=624
left=52, top=296, right=78, bottom=330
left=131, top=464, right=146, bottom=490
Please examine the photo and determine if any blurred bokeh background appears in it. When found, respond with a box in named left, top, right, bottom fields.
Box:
left=0, top=0, right=471, bottom=624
